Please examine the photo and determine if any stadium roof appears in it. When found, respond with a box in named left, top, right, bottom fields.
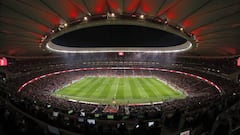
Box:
left=0, top=0, right=240, bottom=57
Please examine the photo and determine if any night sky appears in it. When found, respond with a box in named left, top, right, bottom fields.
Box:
left=52, top=25, right=186, bottom=48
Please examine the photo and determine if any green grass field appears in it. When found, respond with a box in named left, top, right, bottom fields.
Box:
left=53, top=76, right=186, bottom=104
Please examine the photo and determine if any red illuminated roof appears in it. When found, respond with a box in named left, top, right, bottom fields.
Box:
left=0, top=0, right=240, bottom=57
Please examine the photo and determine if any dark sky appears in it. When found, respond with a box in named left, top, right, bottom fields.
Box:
left=52, top=25, right=186, bottom=48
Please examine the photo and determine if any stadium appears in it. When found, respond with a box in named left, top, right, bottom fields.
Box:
left=0, top=0, right=240, bottom=135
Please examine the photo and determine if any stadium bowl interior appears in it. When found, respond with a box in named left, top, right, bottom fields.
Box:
left=0, top=0, right=240, bottom=135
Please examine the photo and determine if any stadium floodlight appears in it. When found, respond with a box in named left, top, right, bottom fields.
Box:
left=58, top=27, right=62, bottom=31
left=111, top=13, right=115, bottom=17
left=139, top=14, right=145, bottom=19
left=180, top=27, right=184, bottom=31
left=118, top=52, right=124, bottom=56
left=58, top=23, right=68, bottom=30
left=164, top=20, right=168, bottom=24
left=41, top=35, right=47, bottom=42
left=83, top=16, right=88, bottom=21
left=108, top=13, right=116, bottom=18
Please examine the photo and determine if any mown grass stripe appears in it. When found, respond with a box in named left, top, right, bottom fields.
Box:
left=88, top=77, right=110, bottom=98
left=123, top=77, right=133, bottom=98
left=114, top=77, right=120, bottom=99
left=76, top=77, right=98, bottom=93
left=99, top=77, right=114, bottom=99
left=138, top=78, right=158, bottom=98
left=57, top=77, right=93, bottom=95
left=148, top=78, right=171, bottom=96
left=144, top=78, right=164, bottom=96
left=107, top=77, right=118, bottom=100
left=83, top=77, right=105, bottom=97
left=161, top=84, right=179, bottom=96
left=129, top=77, right=142, bottom=99
left=133, top=77, right=150, bottom=99
left=71, top=77, right=97, bottom=96
left=116, top=78, right=124, bottom=99
left=72, top=77, right=98, bottom=96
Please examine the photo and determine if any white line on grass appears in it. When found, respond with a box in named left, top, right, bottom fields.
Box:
left=113, top=78, right=120, bottom=99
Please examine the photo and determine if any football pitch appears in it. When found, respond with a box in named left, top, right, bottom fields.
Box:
left=53, top=76, right=186, bottom=104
